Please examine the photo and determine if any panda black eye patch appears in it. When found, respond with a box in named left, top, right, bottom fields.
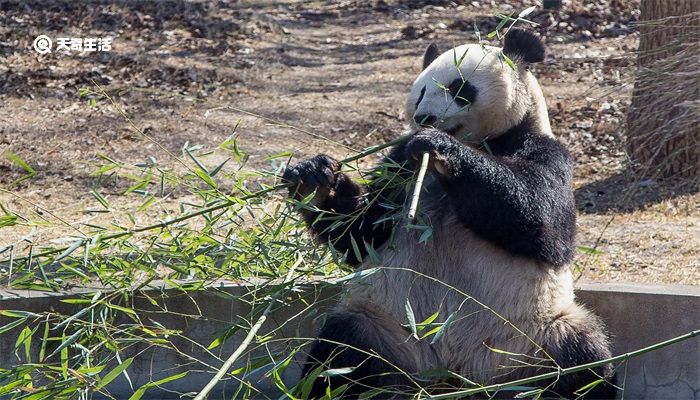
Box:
left=415, top=86, right=426, bottom=108
left=447, top=78, right=477, bottom=108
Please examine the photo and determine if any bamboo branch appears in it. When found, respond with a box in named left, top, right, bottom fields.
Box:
left=193, top=256, right=303, bottom=400
left=4, top=133, right=414, bottom=266
left=407, top=152, right=430, bottom=220
left=429, top=329, right=700, bottom=399
left=340, top=134, right=412, bottom=164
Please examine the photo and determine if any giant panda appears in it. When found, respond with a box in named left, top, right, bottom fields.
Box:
left=283, top=29, right=617, bottom=399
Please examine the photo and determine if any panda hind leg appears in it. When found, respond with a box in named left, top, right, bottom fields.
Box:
left=301, top=304, right=418, bottom=399
left=544, top=304, right=618, bottom=399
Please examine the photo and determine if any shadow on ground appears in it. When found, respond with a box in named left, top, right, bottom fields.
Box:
left=575, top=169, right=699, bottom=214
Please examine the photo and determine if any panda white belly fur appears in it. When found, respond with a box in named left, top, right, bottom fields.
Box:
left=341, top=176, right=577, bottom=383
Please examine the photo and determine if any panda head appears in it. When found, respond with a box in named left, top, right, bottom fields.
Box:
left=404, top=28, right=550, bottom=143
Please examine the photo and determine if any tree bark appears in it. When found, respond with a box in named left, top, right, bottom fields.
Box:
left=626, top=0, right=699, bottom=181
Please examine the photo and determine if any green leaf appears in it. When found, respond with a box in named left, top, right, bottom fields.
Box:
left=183, top=146, right=209, bottom=174
left=209, top=158, right=230, bottom=176
left=431, top=312, right=456, bottom=344
left=128, top=372, right=189, bottom=400
left=55, top=239, right=84, bottom=262
left=24, top=390, right=52, bottom=400
left=405, top=299, right=418, bottom=339
left=455, top=47, right=469, bottom=68
left=96, top=357, right=134, bottom=390
left=301, top=365, right=324, bottom=399
left=417, top=310, right=440, bottom=332
left=320, top=367, right=355, bottom=378
left=5, top=151, right=36, bottom=177
left=91, top=190, right=110, bottom=209
left=0, top=317, right=27, bottom=335
left=106, top=303, right=137, bottom=315
left=431, top=78, right=447, bottom=91
left=578, top=246, right=605, bottom=255
left=0, top=214, right=18, bottom=228
left=364, top=241, right=382, bottom=264
left=502, top=53, right=517, bottom=71
left=194, top=167, right=218, bottom=189
left=137, top=195, right=156, bottom=212
left=15, top=326, right=33, bottom=361
left=0, top=310, right=40, bottom=318
left=575, top=378, right=605, bottom=395
left=491, top=12, right=512, bottom=37
left=48, top=328, right=84, bottom=358
left=515, top=388, right=543, bottom=399
left=473, top=21, right=482, bottom=42
left=329, top=383, right=349, bottom=398
left=518, top=6, right=537, bottom=18
left=418, top=227, right=433, bottom=244
left=333, top=267, right=378, bottom=284
left=349, top=235, right=363, bottom=264
left=39, top=322, right=49, bottom=362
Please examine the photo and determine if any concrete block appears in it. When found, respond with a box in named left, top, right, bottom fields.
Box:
left=1, top=281, right=698, bottom=399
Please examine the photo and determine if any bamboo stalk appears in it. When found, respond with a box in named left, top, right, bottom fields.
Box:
left=193, top=256, right=303, bottom=400
left=6, top=133, right=413, bottom=265
left=340, top=134, right=412, bottom=164
left=407, top=152, right=430, bottom=220
left=429, top=329, right=700, bottom=399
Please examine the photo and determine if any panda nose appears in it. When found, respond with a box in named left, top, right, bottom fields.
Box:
left=414, top=114, right=437, bottom=126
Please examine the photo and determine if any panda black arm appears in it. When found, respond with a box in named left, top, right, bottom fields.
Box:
left=406, top=127, right=576, bottom=266
left=283, top=149, right=410, bottom=266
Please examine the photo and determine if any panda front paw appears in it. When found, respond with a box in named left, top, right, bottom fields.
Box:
left=282, top=154, right=339, bottom=202
left=405, top=128, right=459, bottom=176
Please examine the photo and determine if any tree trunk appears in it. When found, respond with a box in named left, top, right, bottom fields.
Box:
left=626, top=0, right=699, bottom=181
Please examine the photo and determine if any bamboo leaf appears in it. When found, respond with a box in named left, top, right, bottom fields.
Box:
left=96, top=357, right=134, bottom=390
left=320, top=367, right=355, bottom=378
left=0, top=317, right=27, bottom=335
left=418, top=310, right=440, bottom=332
left=431, top=312, right=456, bottom=344
left=49, top=328, right=84, bottom=358
left=91, top=190, right=110, bottom=209
left=349, top=235, right=363, bottom=264
left=518, top=6, right=537, bottom=18
left=5, top=151, right=36, bottom=177
left=405, top=299, right=418, bottom=339
left=515, top=388, right=543, bottom=399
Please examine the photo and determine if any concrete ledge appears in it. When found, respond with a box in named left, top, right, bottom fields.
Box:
left=1, top=281, right=698, bottom=399
left=575, top=282, right=700, bottom=400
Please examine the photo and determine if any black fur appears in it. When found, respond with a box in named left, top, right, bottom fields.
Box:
left=544, top=316, right=618, bottom=399
left=404, top=117, right=576, bottom=266
left=415, top=85, right=426, bottom=108
left=422, top=43, right=440, bottom=70
left=285, top=112, right=576, bottom=267
left=301, top=309, right=416, bottom=398
left=283, top=151, right=410, bottom=266
left=447, top=78, right=478, bottom=108
left=503, top=28, right=546, bottom=64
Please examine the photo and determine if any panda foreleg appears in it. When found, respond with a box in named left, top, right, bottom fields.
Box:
left=543, top=305, right=618, bottom=399
left=404, top=128, right=577, bottom=266
left=301, top=304, right=419, bottom=398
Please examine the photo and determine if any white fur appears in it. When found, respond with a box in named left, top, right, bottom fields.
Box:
left=404, top=43, right=552, bottom=143
left=328, top=43, right=594, bottom=387
left=340, top=177, right=579, bottom=383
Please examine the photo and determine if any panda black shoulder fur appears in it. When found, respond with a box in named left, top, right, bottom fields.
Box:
left=284, top=29, right=617, bottom=399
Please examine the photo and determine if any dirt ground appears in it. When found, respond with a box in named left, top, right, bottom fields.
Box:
left=0, top=0, right=697, bottom=285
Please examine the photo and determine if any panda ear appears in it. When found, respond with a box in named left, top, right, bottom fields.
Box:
left=422, top=43, right=440, bottom=70
left=503, top=28, right=545, bottom=64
